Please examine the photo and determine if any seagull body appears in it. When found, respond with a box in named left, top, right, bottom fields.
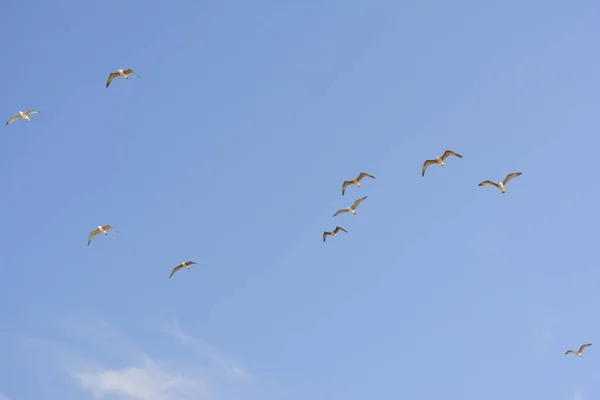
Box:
left=478, top=172, right=522, bottom=194
left=422, top=150, right=462, bottom=176
left=106, top=68, right=140, bottom=88
left=169, top=261, right=198, bottom=279
left=5, top=110, right=39, bottom=125
left=323, top=226, right=348, bottom=242
left=565, top=343, right=592, bottom=357
left=88, top=224, right=117, bottom=245
left=342, top=172, right=375, bottom=195
left=333, top=196, right=368, bottom=217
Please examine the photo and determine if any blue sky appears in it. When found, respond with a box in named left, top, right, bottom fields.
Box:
left=1, top=1, right=599, bottom=399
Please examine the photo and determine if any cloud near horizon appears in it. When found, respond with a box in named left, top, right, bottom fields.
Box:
left=26, top=316, right=257, bottom=400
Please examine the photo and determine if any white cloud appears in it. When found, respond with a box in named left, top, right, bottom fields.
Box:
left=25, top=316, right=261, bottom=400
left=72, top=357, right=210, bottom=400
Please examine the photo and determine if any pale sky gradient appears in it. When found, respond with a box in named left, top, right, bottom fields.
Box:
left=1, top=1, right=599, bottom=400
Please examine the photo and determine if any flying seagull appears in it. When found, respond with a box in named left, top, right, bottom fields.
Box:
left=106, top=68, right=141, bottom=88
left=88, top=224, right=118, bottom=245
left=565, top=343, right=592, bottom=357
left=422, top=150, right=463, bottom=177
left=342, top=172, right=375, bottom=196
left=323, top=226, right=348, bottom=242
left=478, top=172, right=522, bottom=194
left=333, top=196, right=368, bottom=217
left=5, top=110, right=40, bottom=126
left=169, top=261, right=198, bottom=279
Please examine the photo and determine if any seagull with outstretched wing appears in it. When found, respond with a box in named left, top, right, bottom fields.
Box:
left=88, top=224, right=118, bottom=245
left=422, top=150, right=462, bottom=176
left=333, top=196, right=368, bottom=217
left=565, top=343, right=592, bottom=357
left=478, top=172, right=522, bottom=194
left=341, top=172, right=375, bottom=195
left=106, top=68, right=141, bottom=88
left=169, top=261, right=198, bottom=279
left=5, top=110, right=40, bottom=125
left=323, top=226, right=348, bottom=242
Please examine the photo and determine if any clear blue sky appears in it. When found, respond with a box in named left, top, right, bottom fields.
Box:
left=1, top=1, right=599, bottom=399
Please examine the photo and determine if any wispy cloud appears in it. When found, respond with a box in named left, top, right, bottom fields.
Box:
left=24, top=316, right=263, bottom=400
left=167, top=319, right=249, bottom=379
left=572, top=389, right=583, bottom=400
left=0, top=393, right=11, bottom=400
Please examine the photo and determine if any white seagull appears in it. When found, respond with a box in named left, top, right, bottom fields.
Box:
left=478, top=172, right=522, bottom=194
left=342, top=172, right=375, bottom=195
left=565, top=343, right=592, bottom=357
left=323, top=226, right=348, bottom=242
left=106, top=68, right=141, bottom=88
left=5, top=110, right=40, bottom=126
left=422, top=150, right=463, bottom=176
left=169, top=261, right=198, bottom=279
left=333, top=196, right=368, bottom=217
left=88, top=224, right=118, bottom=245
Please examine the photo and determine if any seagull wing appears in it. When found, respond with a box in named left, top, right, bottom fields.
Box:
left=565, top=350, right=575, bottom=355
left=323, top=231, right=332, bottom=242
left=169, top=265, right=184, bottom=279
left=333, top=226, right=347, bottom=234
left=106, top=72, right=120, bottom=88
left=102, top=224, right=118, bottom=233
left=441, top=150, right=462, bottom=160
left=333, top=209, right=349, bottom=217
left=478, top=180, right=500, bottom=189
left=123, top=68, right=141, bottom=79
left=23, top=110, right=39, bottom=116
left=502, top=172, right=522, bottom=186
left=5, top=114, right=20, bottom=125
left=578, top=343, right=592, bottom=353
left=421, top=159, right=436, bottom=177
left=87, top=228, right=101, bottom=245
left=184, top=261, right=197, bottom=266
left=357, top=172, right=375, bottom=181
left=341, top=180, right=354, bottom=196
left=351, top=196, right=368, bottom=210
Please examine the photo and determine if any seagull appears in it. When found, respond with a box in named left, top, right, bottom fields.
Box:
left=323, top=226, right=348, bottom=242
left=422, top=150, right=463, bottom=176
left=87, top=224, right=118, bottom=245
left=342, top=172, right=375, bottom=195
left=5, top=110, right=40, bottom=126
left=565, top=343, right=592, bottom=357
left=106, top=68, right=141, bottom=88
left=333, top=196, right=368, bottom=217
left=169, top=261, right=198, bottom=279
left=478, top=172, right=522, bottom=194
